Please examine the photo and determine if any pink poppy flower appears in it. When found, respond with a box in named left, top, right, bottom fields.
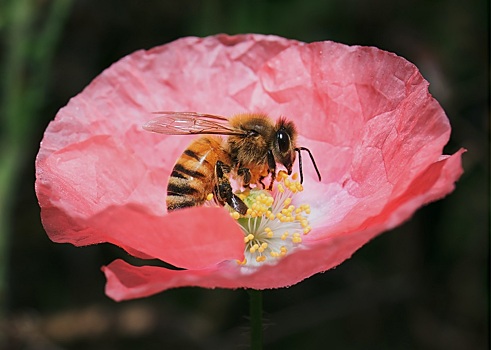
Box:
left=35, top=34, right=464, bottom=301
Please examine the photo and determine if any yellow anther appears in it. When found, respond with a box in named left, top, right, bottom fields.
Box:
left=244, top=233, right=254, bottom=243
left=277, top=170, right=287, bottom=180
left=206, top=193, right=214, bottom=201
left=292, top=233, right=302, bottom=243
left=258, top=242, right=268, bottom=253
left=231, top=211, right=241, bottom=220
left=234, top=172, right=314, bottom=267
left=236, top=258, right=247, bottom=265
left=256, top=256, right=266, bottom=263
left=250, top=244, right=259, bottom=253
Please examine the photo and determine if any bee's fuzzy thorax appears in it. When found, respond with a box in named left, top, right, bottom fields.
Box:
left=226, top=113, right=277, bottom=174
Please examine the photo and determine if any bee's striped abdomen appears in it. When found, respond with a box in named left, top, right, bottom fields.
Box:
left=166, top=136, right=227, bottom=212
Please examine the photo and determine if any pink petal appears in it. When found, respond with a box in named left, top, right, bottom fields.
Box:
left=103, top=149, right=463, bottom=300
left=256, top=40, right=460, bottom=236
left=35, top=34, right=296, bottom=261
left=35, top=34, right=464, bottom=300
left=41, top=195, right=244, bottom=269
left=36, top=35, right=296, bottom=267
left=36, top=132, right=244, bottom=268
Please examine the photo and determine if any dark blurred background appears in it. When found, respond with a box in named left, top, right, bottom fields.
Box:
left=0, top=0, right=488, bottom=349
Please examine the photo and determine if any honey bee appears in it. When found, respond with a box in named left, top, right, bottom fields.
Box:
left=143, top=112, right=321, bottom=215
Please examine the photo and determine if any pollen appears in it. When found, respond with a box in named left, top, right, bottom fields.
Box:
left=230, top=172, right=314, bottom=267
left=292, top=233, right=302, bottom=243
left=244, top=233, right=255, bottom=243
left=206, top=193, right=214, bottom=201
left=283, top=197, right=292, bottom=207
left=256, top=256, right=267, bottom=263
left=230, top=211, right=241, bottom=220
left=236, top=258, right=247, bottom=265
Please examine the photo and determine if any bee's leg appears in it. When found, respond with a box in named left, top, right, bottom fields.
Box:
left=214, top=161, right=231, bottom=204
left=217, top=161, right=232, bottom=175
left=258, top=176, right=267, bottom=189
left=267, top=150, right=276, bottom=190
left=215, top=161, right=248, bottom=215
left=237, top=167, right=252, bottom=188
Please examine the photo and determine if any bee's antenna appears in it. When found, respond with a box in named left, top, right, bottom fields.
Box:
left=295, top=147, right=322, bottom=184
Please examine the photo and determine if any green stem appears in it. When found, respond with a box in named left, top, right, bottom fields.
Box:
left=248, top=289, right=263, bottom=350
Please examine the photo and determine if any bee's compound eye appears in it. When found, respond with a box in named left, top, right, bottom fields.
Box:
left=277, top=130, right=290, bottom=153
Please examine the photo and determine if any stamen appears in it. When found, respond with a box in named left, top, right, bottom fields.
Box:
left=227, top=172, right=314, bottom=267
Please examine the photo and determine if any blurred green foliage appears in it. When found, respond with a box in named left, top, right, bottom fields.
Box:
left=0, top=0, right=488, bottom=349
left=0, top=0, right=73, bottom=321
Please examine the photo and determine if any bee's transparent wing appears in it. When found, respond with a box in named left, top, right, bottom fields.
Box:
left=142, top=112, right=245, bottom=136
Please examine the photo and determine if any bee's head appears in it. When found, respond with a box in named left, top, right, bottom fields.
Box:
left=273, top=118, right=297, bottom=174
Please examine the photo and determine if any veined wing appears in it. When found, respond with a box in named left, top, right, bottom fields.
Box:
left=142, top=112, right=245, bottom=135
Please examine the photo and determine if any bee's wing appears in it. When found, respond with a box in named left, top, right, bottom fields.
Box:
left=142, top=112, right=246, bottom=136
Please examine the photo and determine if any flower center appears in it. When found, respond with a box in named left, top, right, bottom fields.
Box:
left=228, top=171, right=312, bottom=267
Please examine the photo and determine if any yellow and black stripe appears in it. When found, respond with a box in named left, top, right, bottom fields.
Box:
left=166, top=136, right=227, bottom=212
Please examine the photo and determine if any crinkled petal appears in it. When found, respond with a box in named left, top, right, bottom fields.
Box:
left=257, top=40, right=460, bottom=236
left=35, top=130, right=244, bottom=268
left=35, top=33, right=464, bottom=300
left=36, top=34, right=295, bottom=267
left=37, top=173, right=245, bottom=269
left=103, top=149, right=463, bottom=300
